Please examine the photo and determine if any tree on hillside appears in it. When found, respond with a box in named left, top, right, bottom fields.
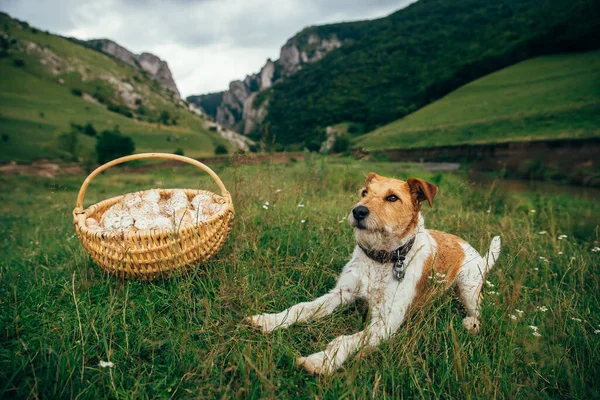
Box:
left=95, top=126, right=135, bottom=164
left=214, top=144, right=228, bottom=155
left=159, top=110, right=171, bottom=125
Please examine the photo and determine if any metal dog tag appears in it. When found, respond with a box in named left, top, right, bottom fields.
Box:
left=392, top=256, right=407, bottom=281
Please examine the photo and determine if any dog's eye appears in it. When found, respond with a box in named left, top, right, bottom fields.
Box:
left=361, top=189, right=368, bottom=197
left=386, top=195, right=399, bottom=202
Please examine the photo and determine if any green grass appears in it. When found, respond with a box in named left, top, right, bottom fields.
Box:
left=355, top=51, right=600, bottom=150
left=1, top=157, right=599, bottom=398
left=0, top=13, right=231, bottom=163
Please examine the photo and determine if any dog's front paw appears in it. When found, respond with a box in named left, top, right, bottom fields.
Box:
left=297, top=352, right=336, bottom=375
left=245, top=314, right=283, bottom=333
left=462, top=316, right=480, bottom=334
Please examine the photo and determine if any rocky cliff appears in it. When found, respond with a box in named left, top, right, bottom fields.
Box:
left=87, top=39, right=181, bottom=99
left=187, top=31, right=344, bottom=135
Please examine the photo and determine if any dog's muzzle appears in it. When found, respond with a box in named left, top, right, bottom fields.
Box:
left=352, top=206, right=369, bottom=221
left=351, top=206, right=370, bottom=229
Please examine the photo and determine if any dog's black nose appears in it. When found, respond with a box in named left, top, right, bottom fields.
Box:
left=352, top=206, right=370, bottom=221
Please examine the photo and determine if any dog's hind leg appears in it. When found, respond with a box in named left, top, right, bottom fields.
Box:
left=246, top=272, right=358, bottom=333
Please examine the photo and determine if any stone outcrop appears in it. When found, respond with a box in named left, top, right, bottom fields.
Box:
left=86, top=39, right=181, bottom=99
left=320, top=126, right=343, bottom=153
left=187, top=32, right=344, bottom=135
left=204, top=122, right=255, bottom=152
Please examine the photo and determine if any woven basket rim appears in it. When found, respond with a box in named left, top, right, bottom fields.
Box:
left=75, top=188, right=232, bottom=240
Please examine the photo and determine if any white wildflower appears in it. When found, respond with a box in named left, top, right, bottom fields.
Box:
left=516, top=309, right=524, bottom=315
left=571, top=317, right=582, bottom=322
left=558, top=234, right=567, bottom=240
left=530, top=210, right=536, bottom=213
left=558, top=252, right=563, bottom=255
left=486, top=207, right=491, bottom=214
left=534, top=267, right=539, bottom=271
left=298, top=203, right=305, bottom=208
left=262, top=205, right=268, bottom=210
left=264, top=201, right=269, bottom=206
left=487, top=291, right=498, bottom=295
left=510, top=314, right=517, bottom=320
left=594, top=329, right=600, bottom=334
left=99, top=360, right=114, bottom=368
left=532, top=331, right=542, bottom=337
left=485, top=280, right=495, bottom=287
left=435, top=273, right=446, bottom=278
left=300, top=220, right=306, bottom=224
left=592, top=247, right=600, bottom=253
left=529, top=325, right=538, bottom=331
left=537, top=306, right=548, bottom=312
left=538, top=231, right=547, bottom=235
left=275, top=189, right=282, bottom=193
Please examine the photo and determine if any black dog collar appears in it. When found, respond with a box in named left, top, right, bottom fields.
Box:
left=359, top=237, right=416, bottom=281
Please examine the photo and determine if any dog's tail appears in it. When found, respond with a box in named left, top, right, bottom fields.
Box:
left=484, top=236, right=501, bottom=271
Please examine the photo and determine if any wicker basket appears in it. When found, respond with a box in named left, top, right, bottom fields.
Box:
left=73, top=153, right=234, bottom=280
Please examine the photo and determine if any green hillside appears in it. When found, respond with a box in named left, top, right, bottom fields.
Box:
left=258, top=0, right=599, bottom=147
left=354, top=51, right=600, bottom=150
left=0, top=13, right=230, bottom=163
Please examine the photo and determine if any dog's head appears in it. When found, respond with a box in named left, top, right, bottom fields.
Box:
left=348, top=173, right=437, bottom=249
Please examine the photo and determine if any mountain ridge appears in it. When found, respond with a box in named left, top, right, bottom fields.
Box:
left=85, top=38, right=181, bottom=99
left=191, top=0, right=600, bottom=149
left=186, top=21, right=364, bottom=134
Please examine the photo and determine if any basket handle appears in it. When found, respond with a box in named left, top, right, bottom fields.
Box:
left=74, top=153, right=230, bottom=213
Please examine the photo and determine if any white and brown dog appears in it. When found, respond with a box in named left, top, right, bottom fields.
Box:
left=247, top=173, right=501, bottom=375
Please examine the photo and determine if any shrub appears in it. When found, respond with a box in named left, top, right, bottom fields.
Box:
left=173, top=148, right=184, bottom=156
left=331, top=135, right=351, bottom=154
left=107, top=104, right=133, bottom=118
left=93, top=93, right=106, bottom=104
left=13, top=59, right=24, bottom=68
left=214, top=144, right=228, bottom=155
left=2, top=134, right=8, bottom=142
left=304, top=139, right=321, bottom=153
left=347, top=124, right=360, bottom=134
left=136, top=106, right=148, bottom=116
left=159, top=110, right=171, bottom=125
left=39, top=111, right=44, bottom=118
left=135, top=98, right=143, bottom=106
left=83, top=122, right=97, bottom=137
left=71, top=88, right=82, bottom=97
left=95, top=126, right=135, bottom=164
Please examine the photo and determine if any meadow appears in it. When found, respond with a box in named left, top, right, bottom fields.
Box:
left=355, top=51, right=600, bottom=150
left=1, top=157, right=599, bottom=398
left=0, top=61, right=228, bottom=163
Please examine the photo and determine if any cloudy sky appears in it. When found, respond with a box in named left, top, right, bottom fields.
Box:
left=1, top=0, right=414, bottom=97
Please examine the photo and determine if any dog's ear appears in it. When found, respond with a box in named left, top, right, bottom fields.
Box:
left=365, top=172, right=378, bottom=185
left=407, top=178, right=438, bottom=207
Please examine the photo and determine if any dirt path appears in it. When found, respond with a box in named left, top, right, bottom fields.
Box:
left=0, top=153, right=306, bottom=178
